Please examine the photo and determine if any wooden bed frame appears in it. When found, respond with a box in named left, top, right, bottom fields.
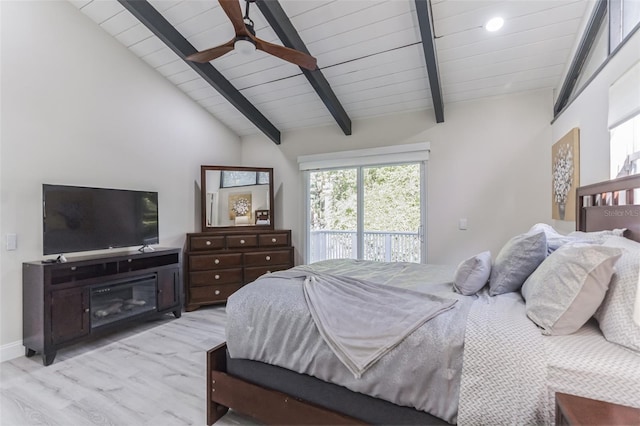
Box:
left=206, top=342, right=364, bottom=425
left=576, top=174, right=640, bottom=242
left=207, top=175, right=640, bottom=425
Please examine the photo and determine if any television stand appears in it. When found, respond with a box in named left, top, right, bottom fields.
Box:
left=22, top=248, right=182, bottom=366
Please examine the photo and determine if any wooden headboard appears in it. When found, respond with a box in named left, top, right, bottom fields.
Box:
left=576, top=175, right=640, bottom=243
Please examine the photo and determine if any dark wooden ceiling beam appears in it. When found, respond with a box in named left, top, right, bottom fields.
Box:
left=553, top=0, right=607, bottom=117
left=255, top=0, right=352, bottom=136
left=118, top=0, right=281, bottom=144
left=415, top=0, right=444, bottom=123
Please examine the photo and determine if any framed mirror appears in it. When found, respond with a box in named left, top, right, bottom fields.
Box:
left=201, top=165, right=274, bottom=231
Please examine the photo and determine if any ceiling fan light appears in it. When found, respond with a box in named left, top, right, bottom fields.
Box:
left=235, top=38, right=256, bottom=56
left=485, top=17, right=504, bottom=32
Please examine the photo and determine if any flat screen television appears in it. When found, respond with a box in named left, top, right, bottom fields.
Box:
left=43, top=184, right=159, bottom=255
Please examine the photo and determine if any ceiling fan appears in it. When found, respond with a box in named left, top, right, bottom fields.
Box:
left=186, top=0, right=317, bottom=71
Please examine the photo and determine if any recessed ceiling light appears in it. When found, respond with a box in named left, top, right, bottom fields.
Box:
left=485, top=17, right=504, bottom=32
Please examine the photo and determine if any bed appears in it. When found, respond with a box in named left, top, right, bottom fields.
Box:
left=206, top=175, right=640, bottom=425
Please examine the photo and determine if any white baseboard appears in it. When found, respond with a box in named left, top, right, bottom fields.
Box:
left=1, top=340, right=24, bottom=363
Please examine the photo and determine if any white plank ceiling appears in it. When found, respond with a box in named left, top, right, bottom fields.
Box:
left=69, top=0, right=590, bottom=138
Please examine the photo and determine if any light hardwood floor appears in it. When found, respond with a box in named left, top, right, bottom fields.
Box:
left=0, top=306, right=257, bottom=426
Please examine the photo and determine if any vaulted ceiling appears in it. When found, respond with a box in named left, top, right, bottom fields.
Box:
left=69, top=0, right=591, bottom=143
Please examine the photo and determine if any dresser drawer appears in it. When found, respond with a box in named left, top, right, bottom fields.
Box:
left=258, top=233, right=289, bottom=247
left=244, top=250, right=292, bottom=267
left=190, top=269, right=242, bottom=287
left=189, top=253, right=242, bottom=271
left=226, top=235, right=258, bottom=248
left=190, top=283, right=242, bottom=304
left=244, top=265, right=291, bottom=283
left=190, top=235, right=225, bottom=251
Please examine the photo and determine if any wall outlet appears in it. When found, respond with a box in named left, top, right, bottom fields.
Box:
left=6, top=233, right=17, bottom=250
left=458, top=218, right=468, bottom=230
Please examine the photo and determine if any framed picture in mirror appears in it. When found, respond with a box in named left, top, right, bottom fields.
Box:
left=255, top=210, right=270, bottom=225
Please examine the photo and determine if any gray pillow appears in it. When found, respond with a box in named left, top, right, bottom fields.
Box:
left=453, top=251, right=491, bottom=296
left=521, top=244, right=622, bottom=335
left=594, top=236, right=640, bottom=351
left=489, top=231, right=547, bottom=296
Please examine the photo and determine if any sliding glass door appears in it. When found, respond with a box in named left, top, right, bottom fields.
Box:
left=308, top=168, right=358, bottom=261
left=307, top=162, right=425, bottom=264
left=363, top=164, right=422, bottom=262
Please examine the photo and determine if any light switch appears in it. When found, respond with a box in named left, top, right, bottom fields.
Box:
left=458, top=218, right=468, bottom=230
left=6, top=233, right=17, bottom=250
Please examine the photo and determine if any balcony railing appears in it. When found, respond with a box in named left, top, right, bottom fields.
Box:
left=310, top=230, right=421, bottom=263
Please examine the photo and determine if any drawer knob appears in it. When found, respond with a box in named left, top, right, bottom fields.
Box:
left=71, top=266, right=77, bottom=271
left=240, top=239, right=245, bottom=244
left=214, top=259, right=220, bottom=264
left=265, top=256, right=271, bottom=261
left=214, top=290, right=220, bottom=295
left=128, top=259, right=132, bottom=263
left=206, top=240, right=212, bottom=246
left=271, top=238, right=277, bottom=243
left=84, top=308, right=90, bottom=313
left=215, top=274, right=220, bottom=280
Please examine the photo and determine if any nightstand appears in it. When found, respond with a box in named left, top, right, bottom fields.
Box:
left=555, top=392, right=640, bottom=425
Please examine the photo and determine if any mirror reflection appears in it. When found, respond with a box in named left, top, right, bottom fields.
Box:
left=202, top=166, right=273, bottom=229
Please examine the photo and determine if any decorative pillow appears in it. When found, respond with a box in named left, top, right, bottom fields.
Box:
left=453, top=251, right=492, bottom=296
left=567, top=228, right=626, bottom=244
left=528, top=223, right=575, bottom=253
left=594, top=236, right=640, bottom=351
left=489, top=231, right=547, bottom=296
left=521, top=244, right=622, bottom=335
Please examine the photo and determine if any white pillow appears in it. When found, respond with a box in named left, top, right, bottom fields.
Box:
left=595, top=236, right=640, bottom=351
left=567, top=228, right=626, bottom=244
left=453, top=251, right=491, bottom=296
left=489, top=231, right=547, bottom=296
left=521, top=244, right=622, bottom=335
left=528, top=224, right=626, bottom=254
left=528, top=223, right=576, bottom=253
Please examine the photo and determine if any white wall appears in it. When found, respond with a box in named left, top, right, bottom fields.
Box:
left=0, top=1, right=241, bottom=357
left=242, top=90, right=554, bottom=265
left=552, top=29, right=640, bottom=187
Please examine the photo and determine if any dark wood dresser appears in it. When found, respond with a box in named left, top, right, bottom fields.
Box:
left=184, top=229, right=293, bottom=311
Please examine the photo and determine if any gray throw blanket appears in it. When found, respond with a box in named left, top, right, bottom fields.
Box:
left=226, top=260, right=471, bottom=423
left=301, top=272, right=457, bottom=378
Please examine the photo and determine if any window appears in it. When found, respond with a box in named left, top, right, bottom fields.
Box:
left=609, top=61, right=640, bottom=178
left=610, top=0, right=640, bottom=52
left=610, top=114, right=640, bottom=178
left=220, top=171, right=269, bottom=188
left=299, top=144, right=429, bottom=264
left=307, top=164, right=423, bottom=263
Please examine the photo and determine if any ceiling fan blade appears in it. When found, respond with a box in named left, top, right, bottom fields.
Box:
left=219, top=0, right=249, bottom=36
left=254, top=38, right=317, bottom=71
left=186, top=39, right=235, bottom=63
